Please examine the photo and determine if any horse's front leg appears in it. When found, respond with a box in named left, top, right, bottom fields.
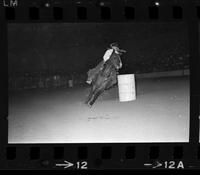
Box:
left=85, top=86, right=94, bottom=105
left=88, top=87, right=105, bottom=107
left=105, top=79, right=116, bottom=90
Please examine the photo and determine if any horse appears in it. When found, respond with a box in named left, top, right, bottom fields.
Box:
left=85, top=52, right=123, bottom=107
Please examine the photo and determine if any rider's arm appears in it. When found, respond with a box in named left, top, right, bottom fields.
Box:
left=103, top=49, right=113, bottom=62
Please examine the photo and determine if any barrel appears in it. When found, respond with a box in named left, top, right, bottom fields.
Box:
left=117, top=74, right=136, bottom=102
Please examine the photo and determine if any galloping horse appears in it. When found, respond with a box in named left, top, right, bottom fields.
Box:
left=85, top=51, right=123, bottom=107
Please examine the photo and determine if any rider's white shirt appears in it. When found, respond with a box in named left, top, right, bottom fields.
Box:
left=103, top=49, right=113, bottom=62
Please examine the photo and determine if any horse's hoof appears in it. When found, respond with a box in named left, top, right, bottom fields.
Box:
left=85, top=101, right=91, bottom=107
left=87, top=102, right=92, bottom=108
left=88, top=104, right=92, bottom=108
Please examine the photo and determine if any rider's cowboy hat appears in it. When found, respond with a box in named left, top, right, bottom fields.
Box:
left=110, top=42, right=126, bottom=54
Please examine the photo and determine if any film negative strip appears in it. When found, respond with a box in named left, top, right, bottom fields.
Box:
left=0, top=0, right=200, bottom=170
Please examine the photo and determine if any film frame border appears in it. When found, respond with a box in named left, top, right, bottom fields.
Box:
left=0, top=0, right=199, bottom=170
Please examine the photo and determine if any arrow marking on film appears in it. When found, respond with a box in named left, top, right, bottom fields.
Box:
left=55, top=160, right=74, bottom=169
left=144, top=163, right=153, bottom=167
left=152, top=161, right=162, bottom=168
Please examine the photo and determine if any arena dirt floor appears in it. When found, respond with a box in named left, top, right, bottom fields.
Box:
left=8, top=75, right=190, bottom=143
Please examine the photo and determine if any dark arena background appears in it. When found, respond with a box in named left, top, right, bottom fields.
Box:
left=8, top=22, right=190, bottom=143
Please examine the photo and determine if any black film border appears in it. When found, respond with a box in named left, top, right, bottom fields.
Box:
left=0, top=0, right=199, bottom=170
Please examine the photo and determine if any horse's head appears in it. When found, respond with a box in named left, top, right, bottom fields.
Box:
left=110, top=53, right=123, bottom=70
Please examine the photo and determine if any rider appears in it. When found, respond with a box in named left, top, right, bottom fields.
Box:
left=86, top=42, right=126, bottom=84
